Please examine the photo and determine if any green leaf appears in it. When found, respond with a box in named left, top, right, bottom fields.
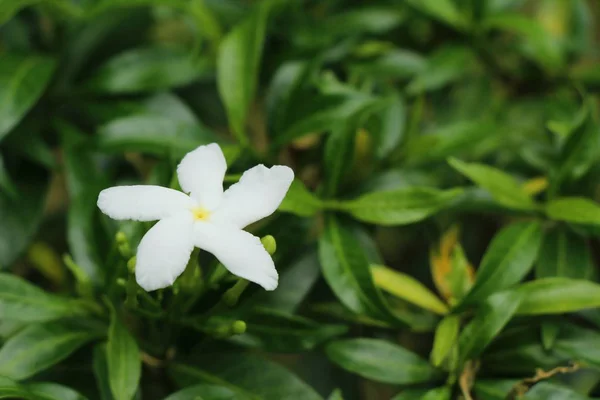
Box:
left=536, top=227, right=594, bottom=279
left=406, top=46, right=474, bottom=95
left=107, top=313, right=140, bottom=400
left=27, top=382, right=88, bottom=400
left=326, top=339, right=441, bottom=384
left=96, top=115, right=237, bottom=160
left=448, top=158, right=537, bottom=211
left=0, top=321, right=101, bottom=380
left=165, top=384, right=245, bottom=400
left=522, top=382, right=591, bottom=400
left=0, top=171, right=48, bottom=267
left=92, top=345, right=114, bottom=400
left=457, top=291, right=522, bottom=362
left=456, top=221, right=543, bottom=309
left=391, top=389, right=431, bottom=400
left=553, top=324, right=600, bottom=370
left=169, top=354, right=323, bottom=400
left=555, top=100, right=600, bottom=185
left=373, top=94, right=406, bottom=159
left=473, top=380, right=519, bottom=400
left=515, top=278, right=600, bottom=315
left=421, top=387, right=452, bottom=400
left=318, top=216, right=403, bottom=325
left=339, top=187, right=462, bottom=226
left=255, top=252, right=321, bottom=313
left=323, top=124, right=355, bottom=197
left=405, top=0, right=465, bottom=29
left=484, top=14, right=564, bottom=73
left=59, top=121, right=106, bottom=283
left=430, top=315, right=460, bottom=367
left=278, top=180, right=323, bottom=217
left=85, top=47, right=211, bottom=93
left=546, top=197, right=600, bottom=225
left=0, top=273, right=90, bottom=323
left=0, top=155, right=17, bottom=197
left=0, top=54, right=56, bottom=141
left=230, top=309, right=347, bottom=352
left=326, top=389, right=343, bottom=400
left=0, top=376, right=88, bottom=400
left=217, top=1, right=272, bottom=144
left=371, top=264, right=449, bottom=315
left=274, top=93, right=379, bottom=147
left=350, top=49, right=426, bottom=80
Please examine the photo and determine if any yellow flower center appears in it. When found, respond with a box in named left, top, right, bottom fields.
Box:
left=191, top=207, right=210, bottom=221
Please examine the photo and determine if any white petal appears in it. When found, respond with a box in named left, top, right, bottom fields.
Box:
left=177, top=143, right=227, bottom=210
left=97, top=186, right=194, bottom=221
left=194, top=222, right=278, bottom=290
left=135, top=213, right=195, bottom=291
left=211, top=165, right=294, bottom=229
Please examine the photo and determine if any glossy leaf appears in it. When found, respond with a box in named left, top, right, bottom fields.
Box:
left=0, top=322, right=101, bottom=380
left=0, top=273, right=89, bottom=322
left=0, top=376, right=87, bottom=400
left=278, top=180, right=323, bottom=217
left=164, top=384, right=244, bottom=400
left=323, top=124, right=355, bottom=197
left=457, top=221, right=543, bottom=309
left=448, top=158, right=537, bottom=211
left=473, top=380, right=518, bottom=400
left=339, top=187, right=462, bottom=226
left=107, top=313, right=140, bottom=400
left=217, top=1, right=271, bottom=144
left=546, top=197, right=600, bottom=225
left=537, top=227, right=593, bottom=279
left=371, top=264, right=448, bottom=315
left=326, top=339, right=441, bottom=384
left=374, top=94, right=406, bottom=159
left=92, top=345, right=114, bottom=400
left=85, top=47, right=211, bottom=93
left=318, top=216, right=402, bottom=324
left=523, top=382, right=591, bottom=400
left=169, top=354, right=323, bottom=400
left=515, top=278, right=600, bottom=315
left=0, top=55, right=56, bottom=140
left=458, top=291, right=522, bottom=362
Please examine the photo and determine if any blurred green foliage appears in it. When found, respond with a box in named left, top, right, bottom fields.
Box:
left=1, top=0, right=600, bottom=399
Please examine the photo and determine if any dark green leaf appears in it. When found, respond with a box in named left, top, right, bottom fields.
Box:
left=0, top=171, right=48, bottom=267
left=405, top=0, right=465, bottom=29
left=553, top=324, right=600, bottom=370
left=537, top=227, right=593, bottom=279
left=457, top=221, right=543, bottom=309
left=484, top=14, right=564, bottom=72
left=323, top=124, right=355, bottom=197
left=255, top=252, right=321, bottom=313
left=278, top=180, right=323, bottom=217
left=0, top=54, right=56, bottom=140
left=448, top=158, right=537, bottom=211
left=339, top=187, right=462, bottom=226
left=391, top=389, right=431, bottom=400
left=230, top=309, right=347, bottom=352
left=523, top=382, right=591, bottom=400
left=406, top=46, right=474, bottom=95
left=473, top=380, right=519, bottom=400
left=326, top=339, right=441, bottom=384
left=217, top=1, right=272, bottom=144
left=0, top=321, right=101, bottom=380
left=92, top=345, right=114, bottom=400
left=27, top=382, right=88, bottom=400
left=165, top=384, right=245, bottom=400
left=458, top=291, right=522, bottom=362
left=96, top=115, right=237, bottom=160
left=0, top=273, right=90, bottom=323
left=318, top=216, right=402, bottom=324
left=85, top=47, right=211, bottom=93
left=107, top=313, right=140, bottom=400
left=59, top=121, right=106, bottom=283
left=515, top=278, right=600, bottom=315
left=169, top=354, right=323, bottom=400
left=546, top=197, right=600, bottom=225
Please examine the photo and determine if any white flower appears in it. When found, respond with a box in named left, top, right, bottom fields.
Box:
left=97, top=143, right=294, bottom=292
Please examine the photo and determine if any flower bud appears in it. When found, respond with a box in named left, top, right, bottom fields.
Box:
left=231, top=320, right=247, bottom=335
left=260, top=235, right=277, bottom=255
left=127, top=257, right=136, bottom=273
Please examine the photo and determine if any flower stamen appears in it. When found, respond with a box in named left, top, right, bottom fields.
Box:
left=192, top=207, right=210, bottom=221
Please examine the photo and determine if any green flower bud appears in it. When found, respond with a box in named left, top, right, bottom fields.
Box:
left=260, top=235, right=277, bottom=255
left=231, top=320, right=247, bottom=335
